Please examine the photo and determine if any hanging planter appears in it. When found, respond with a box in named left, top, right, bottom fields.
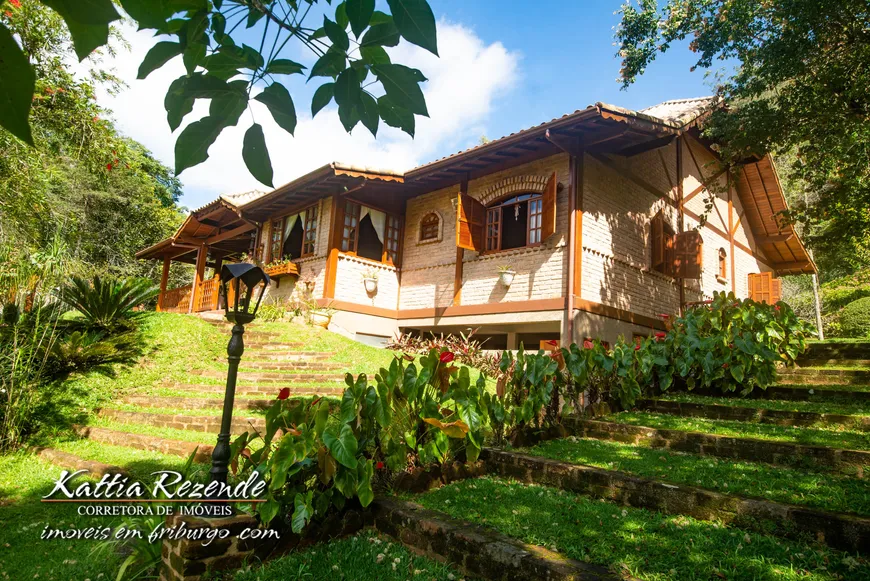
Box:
left=498, top=265, right=516, bottom=287
left=362, top=268, right=379, bottom=294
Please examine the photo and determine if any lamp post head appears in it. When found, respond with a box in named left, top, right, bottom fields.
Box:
left=219, top=263, right=270, bottom=325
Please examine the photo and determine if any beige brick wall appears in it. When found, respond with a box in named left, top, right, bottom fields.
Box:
left=335, top=254, right=400, bottom=310
left=400, top=154, right=571, bottom=308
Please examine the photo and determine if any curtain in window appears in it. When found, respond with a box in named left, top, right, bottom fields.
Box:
left=283, top=211, right=306, bottom=238
left=359, top=207, right=386, bottom=243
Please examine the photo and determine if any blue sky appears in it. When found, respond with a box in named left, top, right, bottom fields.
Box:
left=103, top=1, right=717, bottom=209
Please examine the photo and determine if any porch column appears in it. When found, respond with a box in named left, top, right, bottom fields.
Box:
left=188, top=244, right=207, bottom=314
left=157, top=255, right=171, bottom=312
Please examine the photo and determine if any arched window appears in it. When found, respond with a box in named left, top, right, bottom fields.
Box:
left=485, top=193, right=543, bottom=252
left=718, top=248, right=727, bottom=280
left=420, top=212, right=440, bottom=242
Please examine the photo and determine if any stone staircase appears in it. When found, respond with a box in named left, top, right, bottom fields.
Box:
left=37, top=317, right=346, bottom=474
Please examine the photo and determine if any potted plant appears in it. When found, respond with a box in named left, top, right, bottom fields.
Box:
left=264, top=257, right=298, bottom=279
left=497, top=265, right=516, bottom=287
left=362, top=268, right=379, bottom=294
left=308, top=299, right=335, bottom=328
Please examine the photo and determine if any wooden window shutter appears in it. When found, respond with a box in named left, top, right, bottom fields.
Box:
left=748, top=272, right=776, bottom=304
left=541, top=172, right=557, bottom=241
left=651, top=211, right=664, bottom=270
left=456, top=192, right=485, bottom=251
left=674, top=231, right=703, bottom=279
left=771, top=277, right=782, bottom=304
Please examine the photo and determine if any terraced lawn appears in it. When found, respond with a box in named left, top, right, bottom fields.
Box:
left=523, top=437, right=870, bottom=515
left=652, top=392, right=870, bottom=416
left=609, top=411, right=870, bottom=451
left=228, top=531, right=472, bottom=581
left=413, top=477, right=869, bottom=581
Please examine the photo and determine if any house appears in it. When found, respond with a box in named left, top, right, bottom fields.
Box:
left=136, top=97, right=816, bottom=348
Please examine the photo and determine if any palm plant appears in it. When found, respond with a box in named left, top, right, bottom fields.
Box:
left=60, top=276, right=158, bottom=333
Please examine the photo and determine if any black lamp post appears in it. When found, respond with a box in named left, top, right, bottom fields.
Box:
left=209, top=263, right=270, bottom=505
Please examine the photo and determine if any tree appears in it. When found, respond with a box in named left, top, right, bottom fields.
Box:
left=0, top=0, right=439, bottom=187
left=616, top=0, right=870, bottom=278
left=0, top=2, right=186, bottom=284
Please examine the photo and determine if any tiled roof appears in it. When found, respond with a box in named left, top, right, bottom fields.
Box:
left=220, top=189, right=269, bottom=208
left=639, top=97, right=719, bottom=127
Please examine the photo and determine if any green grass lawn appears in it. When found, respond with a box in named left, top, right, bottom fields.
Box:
left=412, top=477, right=869, bottom=581
left=0, top=453, right=124, bottom=581
left=609, top=411, right=870, bottom=451
left=523, top=437, right=870, bottom=515
left=652, top=392, right=870, bottom=416
left=775, top=382, right=870, bottom=392
left=225, top=530, right=472, bottom=581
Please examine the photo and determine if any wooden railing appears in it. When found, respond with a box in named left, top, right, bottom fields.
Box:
left=194, top=277, right=221, bottom=312
left=160, top=284, right=192, bottom=313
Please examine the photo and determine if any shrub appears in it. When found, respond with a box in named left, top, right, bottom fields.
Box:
left=59, top=276, right=157, bottom=333
left=387, top=328, right=501, bottom=376
left=231, top=348, right=489, bottom=532
left=838, top=297, right=870, bottom=338
left=637, top=292, right=814, bottom=396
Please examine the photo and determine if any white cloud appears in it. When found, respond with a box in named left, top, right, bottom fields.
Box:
left=97, top=20, right=520, bottom=209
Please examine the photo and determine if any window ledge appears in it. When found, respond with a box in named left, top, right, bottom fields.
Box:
left=417, top=236, right=441, bottom=246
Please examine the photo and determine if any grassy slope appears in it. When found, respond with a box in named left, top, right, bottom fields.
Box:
left=523, top=437, right=870, bottom=515
left=653, top=392, right=870, bottom=416
left=609, top=411, right=870, bottom=451
left=413, top=477, right=869, bottom=581
left=227, top=531, right=472, bottom=581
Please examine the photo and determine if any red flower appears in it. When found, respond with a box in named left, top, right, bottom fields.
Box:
left=546, top=340, right=559, bottom=346
left=106, top=163, right=113, bottom=171
left=439, top=351, right=455, bottom=363
left=93, top=116, right=99, bottom=122
left=722, top=363, right=729, bottom=368
left=4, top=10, right=11, bottom=17
left=583, top=339, right=594, bottom=349
left=774, top=305, right=781, bottom=311
left=375, top=461, right=384, bottom=470
left=657, top=314, right=670, bottom=319
left=9, top=0, right=20, bottom=8
left=277, top=387, right=291, bottom=400
left=634, top=344, right=641, bottom=351
left=654, top=332, right=666, bottom=338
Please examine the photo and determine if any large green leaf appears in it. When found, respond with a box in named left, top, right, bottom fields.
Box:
left=333, top=68, right=361, bottom=109
left=258, top=495, right=280, bottom=526
left=361, top=21, right=400, bottom=48
left=323, top=16, right=349, bottom=52
left=119, top=0, right=205, bottom=30
left=0, top=23, right=35, bottom=145
left=265, top=59, right=306, bottom=75
left=386, top=0, right=438, bottom=55
left=373, top=64, right=428, bottom=116
left=346, top=0, right=375, bottom=38
left=311, top=83, right=335, bottom=117
left=173, top=116, right=223, bottom=175
left=291, top=492, right=313, bottom=534
left=137, top=42, right=183, bottom=79
left=164, top=77, right=194, bottom=131
left=309, top=52, right=346, bottom=79
left=360, top=45, right=391, bottom=66
left=42, top=0, right=120, bottom=60
left=209, top=86, right=248, bottom=127
left=254, top=83, right=297, bottom=135
left=356, top=460, right=374, bottom=507
left=322, top=424, right=359, bottom=469
left=242, top=123, right=273, bottom=187
left=378, top=95, right=415, bottom=136
left=358, top=92, right=379, bottom=137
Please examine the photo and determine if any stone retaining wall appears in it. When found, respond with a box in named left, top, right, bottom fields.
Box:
left=638, top=399, right=870, bottom=430
left=371, top=498, right=621, bottom=581
left=564, top=417, right=870, bottom=471
left=481, top=448, right=870, bottom=553
left=98, top=409, right=265, bottom=434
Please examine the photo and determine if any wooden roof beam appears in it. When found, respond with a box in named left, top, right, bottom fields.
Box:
left=757, top=233, right=794, bottom=244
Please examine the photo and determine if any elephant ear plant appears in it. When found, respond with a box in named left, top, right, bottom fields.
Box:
left=635, top=292, right=814, bottom=396
left=229, top=348, right=489, bottom=534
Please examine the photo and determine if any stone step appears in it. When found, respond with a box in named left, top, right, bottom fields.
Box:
left=74, top=426, right=213, bottom=462
left=777, top=367, right=870, bottom=385
left=122, top=395, right=272, bottom=411
left=564, top=417, right=870, bottom=471
left=99, top=409, right=264, bottom=434
left=244, top=351, right=334, bottom=361
left=166, top=383, right=345, bottom=397
left=799, top=342, right=870, bottom=362
left=237, top=361, right=342, bottom=371
left=637, top=399, right=870, bottom=430
left=33, top=447, right=127, bottom=478
left=243, top=342, right=305, bottom=350
left=797, top=359, right=870, bottom=368
left=761, top=385, right=870, bottom=402
left=481, top=448, right=870, bottom=554
left=193, top=370, right=344, bottom=382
